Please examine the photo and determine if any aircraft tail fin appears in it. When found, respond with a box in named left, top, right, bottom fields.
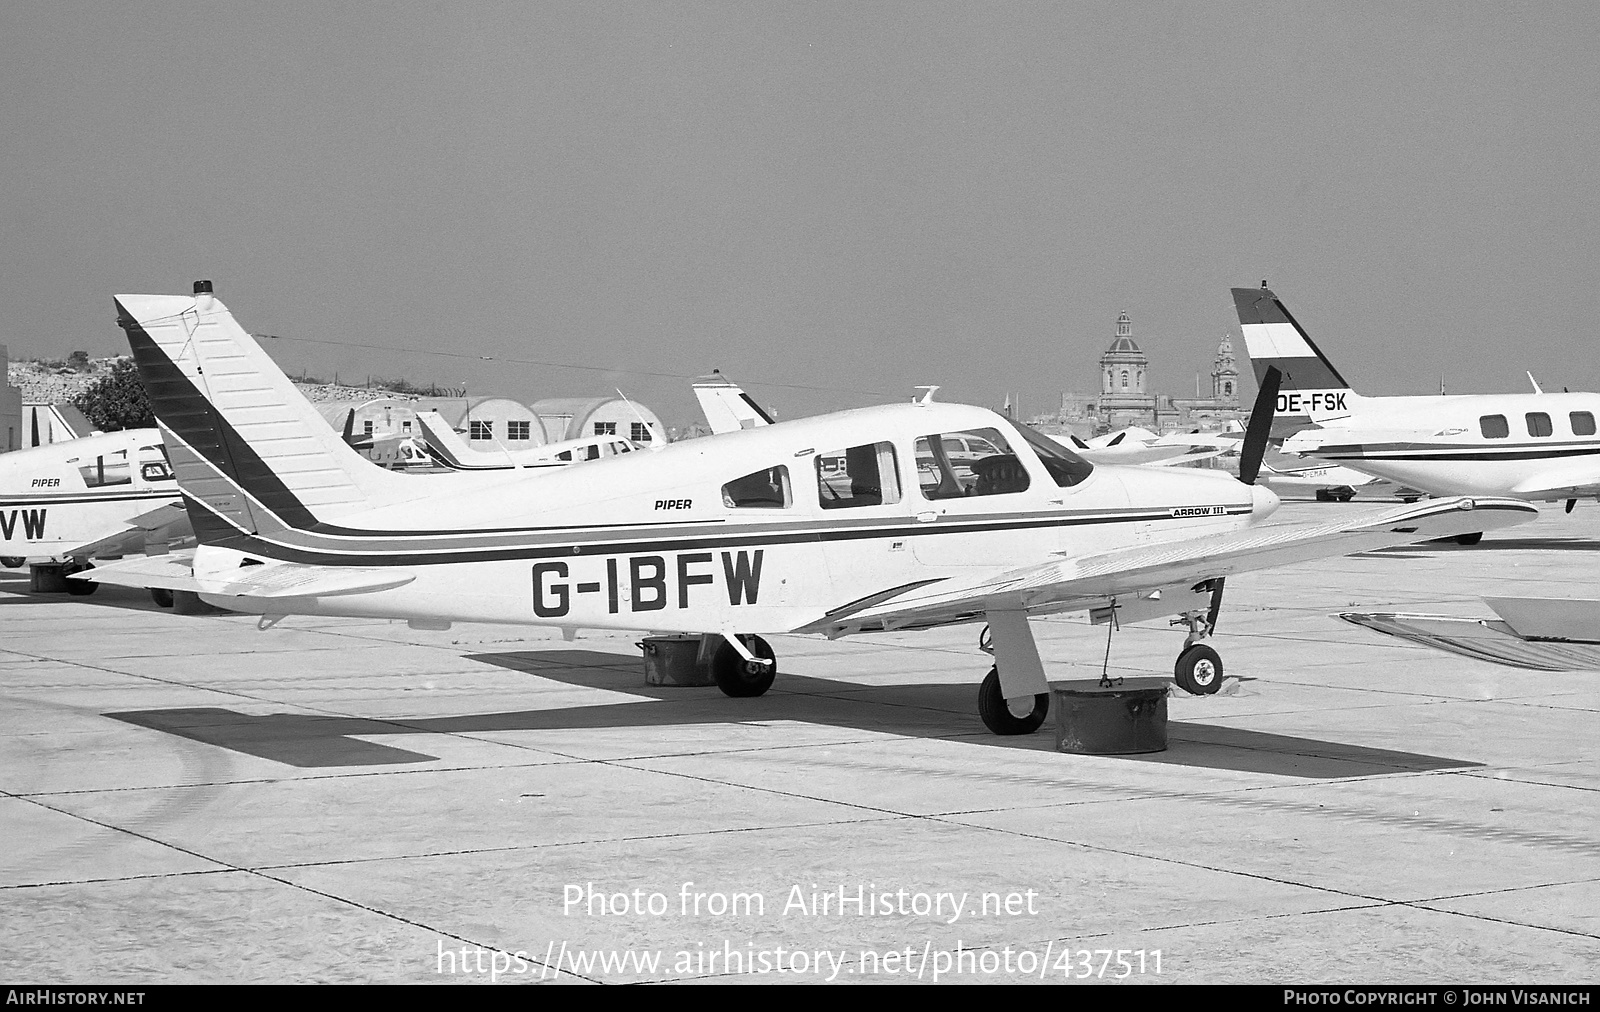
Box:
left=413, top=410, right=513, bottom=470
left=693, top=372, right=773, bottom=435
left=115, top=283, right=413, bottom=539
left=1232, top=286, right=1359, bottom=433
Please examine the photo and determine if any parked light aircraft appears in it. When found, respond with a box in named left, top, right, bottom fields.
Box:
left=1255, top=458, right=1387, bottom=503
left=84, top=284, right=1535, bottom=735
left=1054, top=428, right=1193, bottom=466
left=0, top=428, right=182, bottom=591
left=338, top=410, right=432, bottom=470
left=413, top=411, right=645, bottom=471
left=1235, top=284, right=1600, bottom=516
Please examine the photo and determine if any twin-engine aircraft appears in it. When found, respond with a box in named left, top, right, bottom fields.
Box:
left=1235, top=284, right=1600, bottom=514
left=84, top=283, right=1535, bottom=735
left=0, top=428, right=183, bottom=589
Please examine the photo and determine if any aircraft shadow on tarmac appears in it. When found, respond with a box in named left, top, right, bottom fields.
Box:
left=105, top=649, right=1482, bottom=779
left=0, top=574, right=168, bottom=614
left=1374, top=536, right=1600, bottom=555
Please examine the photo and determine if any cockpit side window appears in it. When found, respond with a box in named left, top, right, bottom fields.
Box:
left=916, top=427, right=1031, bottom=499
left=723, top=466, right=791, bottom=508
left=817, top=442, right=900, bottom=509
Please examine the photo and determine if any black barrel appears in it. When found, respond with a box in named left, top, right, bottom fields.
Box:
left=1053, top=681, right=1168, bottom=754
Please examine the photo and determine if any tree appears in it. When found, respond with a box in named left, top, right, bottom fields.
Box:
left=73, top=358, right=153, bottom=432
left=67, top=350, right=89, bottom=371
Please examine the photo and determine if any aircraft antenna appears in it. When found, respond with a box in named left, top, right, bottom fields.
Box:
left=914, top=386, right=939, bottom=405
left=615, top=388, right=658, bottom=446
left=1527, top=372, right=1544, bottom=395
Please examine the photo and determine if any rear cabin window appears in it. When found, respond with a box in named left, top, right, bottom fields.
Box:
left=139, top=445, right=174, bottom=482
left=916, top=428, right=1031, bottom=499
left=1526, top=413, right=1553, bottom=437
left=76, top=451, right=132, bottom=488
left=1572, top=412, right=1596, bottom=436
left=1479, top=415, right=1509, bottom=439
left=723, top=466, right=791, bottom=509
left=817, top=442, right=900, bottom=509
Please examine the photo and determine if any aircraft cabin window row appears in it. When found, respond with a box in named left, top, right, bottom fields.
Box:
left=725, top=426, right=1094, bottom=512
left=722, top=466, right=791, bottom=509
left=1482, top=412, right=1596, bottom=439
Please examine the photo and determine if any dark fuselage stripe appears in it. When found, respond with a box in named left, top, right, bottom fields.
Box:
left=191, top=500, right=1254, bottom=567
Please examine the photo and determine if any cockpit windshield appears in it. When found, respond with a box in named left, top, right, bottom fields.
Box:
left=1012, top=421, right=1095, bottom=488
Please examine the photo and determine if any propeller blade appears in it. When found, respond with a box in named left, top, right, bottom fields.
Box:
left=1237, top=365, right=1281, bottom=485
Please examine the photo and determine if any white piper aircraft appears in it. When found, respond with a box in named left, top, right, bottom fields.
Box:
left=83, top=283, right=1535, bottom=736
left=1235, top=284, right=1600, bottom=520
left=0, top=427, right=183, bottom=591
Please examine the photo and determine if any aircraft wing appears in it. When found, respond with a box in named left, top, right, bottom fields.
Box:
left=1341, top=607, right=1600, bottom=671
left=75, top=553, right=416, bottom=598
left=803, top=496, right=1535, bottom=635
left=1509, top=462, right=1600, bottom=499
left=61, top=503, right=193, bottom=559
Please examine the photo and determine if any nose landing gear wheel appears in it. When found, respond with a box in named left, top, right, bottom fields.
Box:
left=711, top=634, right=777, bottom=697
left=1174, top=644, right=1223, bottom=695
left=977, top=667, right=1049, bottom=735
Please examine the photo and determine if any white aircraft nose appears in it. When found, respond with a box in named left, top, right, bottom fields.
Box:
left=1251, top=481, right=1281, bottom=519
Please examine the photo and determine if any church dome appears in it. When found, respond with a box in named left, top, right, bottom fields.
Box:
left=1102, top=312, right=1146, bottom=360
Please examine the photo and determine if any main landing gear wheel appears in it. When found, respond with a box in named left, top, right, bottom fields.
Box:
left=150, top=587, right=174, bottom=608
left=1455, top=532, right=1483, bottom=546
left=712, top=634, right=777, bottom=698
left=63, top=563, right=98, bottom=596
left=977, top=667, right=1049, bottom=736
left=0, top=557, right=23, bottom=569
left=1174, top=644, right=1223, bottom=695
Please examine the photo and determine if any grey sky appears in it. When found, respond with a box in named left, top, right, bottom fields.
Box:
left=4, top=3, right=1599, bottom=427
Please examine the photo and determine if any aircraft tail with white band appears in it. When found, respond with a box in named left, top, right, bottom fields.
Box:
left=1232, top=286, right=1364, bottom=435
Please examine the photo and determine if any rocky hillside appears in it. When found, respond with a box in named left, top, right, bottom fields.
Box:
left=7, top=356, right=422, bottom=405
